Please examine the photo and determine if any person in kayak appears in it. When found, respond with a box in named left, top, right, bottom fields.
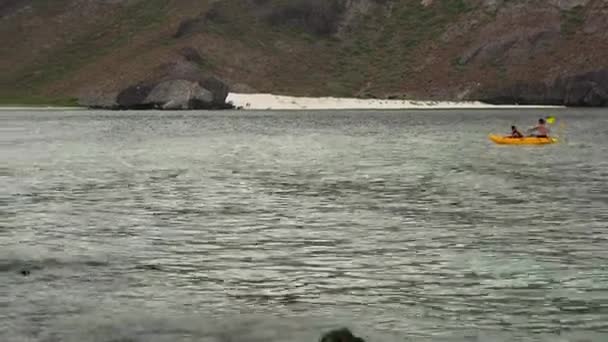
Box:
left=510, top=125, right=523, bottom=138
left=527, top=118, right=550, bottom=137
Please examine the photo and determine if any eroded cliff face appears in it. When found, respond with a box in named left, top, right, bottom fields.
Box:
left=1, top=0, right=607, bottom=105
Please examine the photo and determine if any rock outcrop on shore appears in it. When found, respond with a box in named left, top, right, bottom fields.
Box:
left=474, top=69, right=608, bottom=107
left=78, top=53, right=234, bottom=110
left=79, top=76, right=233, bottom=110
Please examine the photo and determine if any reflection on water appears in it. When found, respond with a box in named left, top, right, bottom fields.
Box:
left=1, top=109, right=608, bottom=341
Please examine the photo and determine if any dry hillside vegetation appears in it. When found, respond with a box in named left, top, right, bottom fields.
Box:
left=0, top=0, right=606, bottom=105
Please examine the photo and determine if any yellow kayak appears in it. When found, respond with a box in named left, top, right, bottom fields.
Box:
left=488, top=134, right=558, bottom=145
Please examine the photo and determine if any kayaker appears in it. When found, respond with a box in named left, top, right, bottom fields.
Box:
left=527, top=118, right=550, bottom=137
left=510, top=126, right=523, bottom=138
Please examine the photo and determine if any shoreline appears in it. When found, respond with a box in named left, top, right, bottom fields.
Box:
left=0, top=106, right=85, bottom=111
left=0, top=92, right=566, bottom=111
left=225, top=93, right=564, bottom=110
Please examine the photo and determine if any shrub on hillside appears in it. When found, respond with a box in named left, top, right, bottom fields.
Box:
left=263, top=0, right=347, bottom=36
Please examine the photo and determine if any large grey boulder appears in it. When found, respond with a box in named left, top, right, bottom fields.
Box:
left=79, top=75, right=233, bottom=110
left=143, top=79, right=214, bottom=109
left=153, top=59, right=231, bottom=107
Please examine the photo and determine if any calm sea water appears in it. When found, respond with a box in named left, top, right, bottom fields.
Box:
left=1, top=109, right=607, bottom=342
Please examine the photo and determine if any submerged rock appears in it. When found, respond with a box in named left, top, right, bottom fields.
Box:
left=320, top=328, right=366, bottom=342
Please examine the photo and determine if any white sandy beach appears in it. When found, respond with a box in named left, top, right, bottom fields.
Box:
left=226, top=93, right=562, bottom=110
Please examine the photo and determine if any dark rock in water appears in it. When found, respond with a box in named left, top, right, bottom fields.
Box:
left=474, top=69, right=608, bottom=107
left=20, top=269, right=30, bottom=276
left=320, top=328, right=365, bottom=342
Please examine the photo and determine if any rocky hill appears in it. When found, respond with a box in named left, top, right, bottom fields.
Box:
left=1, top=0, right=607, bottom=106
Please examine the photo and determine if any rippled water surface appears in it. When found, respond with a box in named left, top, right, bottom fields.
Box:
left=1, top=109, right=608, bottom=342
